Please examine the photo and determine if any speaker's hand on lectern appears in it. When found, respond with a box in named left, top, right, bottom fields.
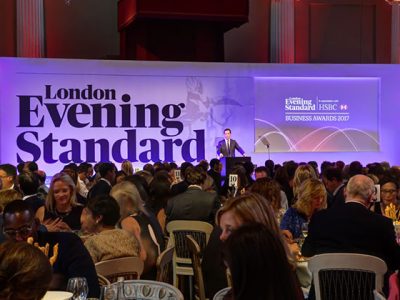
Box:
left=219, top=153, right=224, bottom=159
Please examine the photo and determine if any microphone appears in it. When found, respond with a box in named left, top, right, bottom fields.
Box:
left=259, top=136, right=270, bottom=148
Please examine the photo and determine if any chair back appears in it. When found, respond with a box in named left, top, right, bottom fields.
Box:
left=213, top=287, right=231, bottom=300
left=186, top=235, right=206, bottom=300
left=308, top=253, right=387, bottom=300
left=166, top=220, right=213, bottom=286
left=156, top=246, right=174, bottom=283
left=95, top=256, right=144, bottom=283
left=107, top=279, right=184, bottom=300
left=97, top=273, right=111, bottom=286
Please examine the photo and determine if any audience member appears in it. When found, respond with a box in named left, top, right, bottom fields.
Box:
left=207, top=158, right=222, bottom=195
left=254, top=166, right=269, bottom=179
left=36, top=170, right=49, bottom=200
left=166, top=166, right=220, bottom=224
left=0, top=164, right=18, bottom=191
left=280, top=179, right=327, bottom=239
left=170, top=162, right=193, bottom=196
left=36, top=172, right=83, bottom=232
left=18, top=172, right=45, bottom=214
left=348, top=160, right=364, bottom=178
left=76, top=163, right=91, bottom=199
left=292, top=164, right=318, bottom=200
left=371, top=176, right=399, bottom=218
left=0, top=241, right=52, bottom=300
left=81, top=195, right=141, bottom=263
left=121, top=159, right=134, bottom=176
left=2, top=200, right=100, bottom=297
left=303, top=174, right=400, bottom=274
left=148, top=173, right=172, bottom=233
left=87, top=162, right=116, bottom=199
left=0, top=189, right=23, bottom=243
left=115, top=170, right=127, bottom=184
left=62, top=163, right=87, bottom=205
left=265, top=159, right=275, bottom=178
left=111, top=181, right=160, bottom=279
left=322, top=167, right=346, bottom=208
left=202, top=193, right=299, bottom=298
left=222, top=223, right=302, bottom=300
left=124, top=174, right=165, bottom=249
left=250, top=177, right=285, bottom=219
left=274, top=165, right=294, bottom=206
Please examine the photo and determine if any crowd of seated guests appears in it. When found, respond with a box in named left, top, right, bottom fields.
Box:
left=1, top=159, right=400, bottom=299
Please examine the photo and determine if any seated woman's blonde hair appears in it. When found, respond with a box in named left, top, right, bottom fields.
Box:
left=293, top=178, right=327, bottom=216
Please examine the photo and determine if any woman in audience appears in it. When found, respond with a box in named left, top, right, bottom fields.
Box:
left=121, top=159, right=134, bottom=176
left=274, top=165, right=294, bottom=206
left=81, top=195, right=141, bottom=263
left=222, top=223, right=300, bottom=300
left=36, top=172, right=84, bottom=232
left=0, top=241, right=52, bottom=300
left=110, top=181, right=160, bottom=279
left=202, top=193, right=301, bottom=299
left=250, top=177, right=286, bottom=221
left=148, top=172, right=172, bottom=233
left=292, top=164, right=318, bottom=201
left=280, top=178, right=327, bottom=239
left=125, top=174, right=165, bottom=250
left=371, top=176, right=399, bottom=218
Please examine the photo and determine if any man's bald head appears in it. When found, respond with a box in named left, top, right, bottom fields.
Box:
left=346, top=174, right=375, bottom=205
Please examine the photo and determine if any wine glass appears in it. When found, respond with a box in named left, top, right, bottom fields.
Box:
left=66, top=277, right=89, bottom=300
left=100, top=285, right=118, bottom=300
left=301, top=222, right=309, bottom=239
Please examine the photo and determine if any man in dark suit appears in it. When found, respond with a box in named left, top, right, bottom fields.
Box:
left=302, top=174, right=400, bottom=272
left=166, top=166, right=220, bottom=224
left=322, top=166, right=346, bottom=208
left=207, top=159, right=222, bottom=195
left=2, top=200, right=100, bottom=298
left=216, top=128, right=245, bottom=158
left=87, top=162, right=116, bottom=200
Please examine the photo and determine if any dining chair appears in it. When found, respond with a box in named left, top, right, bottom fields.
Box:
left=165, top=220, right=214, bottom=288
left=108, top=279, right=184, bottom=300
left=186, top=234, right=206, bottom=300
left=97, top=273, right=111, bottom=286
left=308, top=253, right=387, bottom=300
left=95, top=256, right=144, bottom=283
left=373, top=290, right=386, bottom=300
left=213, top=287, right=231, bottom=300
left=156, top=246, right=175, bottom=283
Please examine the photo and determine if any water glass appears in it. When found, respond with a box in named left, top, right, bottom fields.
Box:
left=67, top=277, right=89, bottom=300
left=100, top=285, right=118, bottom=300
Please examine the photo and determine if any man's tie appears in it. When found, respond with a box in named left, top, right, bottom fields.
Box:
left=227, top=140, right=230, bottom=156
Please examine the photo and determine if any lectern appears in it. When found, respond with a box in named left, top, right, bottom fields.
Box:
left=118, top=0, right=249, bottom=61
left=221, top=156, right=251, bottom=177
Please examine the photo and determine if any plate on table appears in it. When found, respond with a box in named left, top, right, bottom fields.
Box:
left=42, top=291, right=73, bottom=300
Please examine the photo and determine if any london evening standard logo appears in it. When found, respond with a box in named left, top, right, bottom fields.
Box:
left=284, top=97, right=350, bottom=121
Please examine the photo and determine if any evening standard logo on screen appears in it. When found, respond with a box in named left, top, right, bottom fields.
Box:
left=15, top=84, right=206, bottom=164
left=285, top=97, right=315, bottom=111
left=284, top=97, right=350, bottom=122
